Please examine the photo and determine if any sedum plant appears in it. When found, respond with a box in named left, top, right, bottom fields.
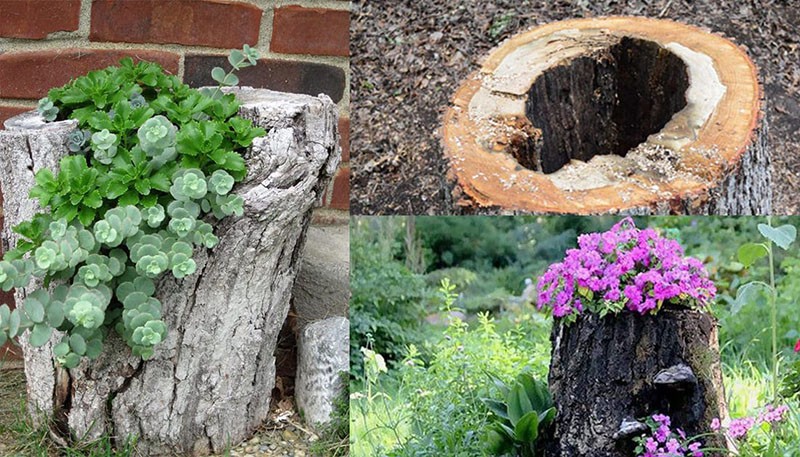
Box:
left=0, top=46, right=266, bottom=368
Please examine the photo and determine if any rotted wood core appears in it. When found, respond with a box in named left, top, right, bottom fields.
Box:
left=524, top=37, right=690, bottom=174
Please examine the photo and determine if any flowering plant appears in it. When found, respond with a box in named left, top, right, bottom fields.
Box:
left=634, top=414, right=705, bottom=457
left=710, top=404, right=790, bottom=441
left=536, top=218, right=716, bottom=322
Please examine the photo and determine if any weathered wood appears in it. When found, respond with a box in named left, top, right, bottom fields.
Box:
left=442, top=16, right=769, bottom=215
left=0, top=88, right=340, bottom=455
left=542, top=307, right=729, bottom=457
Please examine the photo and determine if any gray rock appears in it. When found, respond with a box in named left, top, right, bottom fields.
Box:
left=291, top=225, right=349, bottom=328
left=295, top=317, right=349, bottom=427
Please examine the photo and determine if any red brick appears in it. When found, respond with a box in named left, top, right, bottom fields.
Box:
left=0, top=106, right=31, bottom=130
left=184, top=55, right=345, bottom=103
left=0, top=0, right=80, bottom=39
left=90, top=0, right=262, bottom=48
left=338, top=117, right=350, bottom=162
left=271, top=6, right=349, bottom=57
left=0, top=49, right=180, bottom=100
left=329, top=167, right=349, bottom=210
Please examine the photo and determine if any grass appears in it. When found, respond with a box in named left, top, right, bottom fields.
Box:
left=0, top=358, right=139, bottom=457
left=350, top=379, right=410, bottom=457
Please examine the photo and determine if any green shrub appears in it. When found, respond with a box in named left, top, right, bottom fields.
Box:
left=388, top=311, right=551, bottom=456
left=350, top=228, right=430, bottom=378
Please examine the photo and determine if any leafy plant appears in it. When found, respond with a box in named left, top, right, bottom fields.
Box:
left=481, top=373, right=556, bottom=457
left=735, top=218, right=798, bottom=399
left=0, top=47, right=266, bottom=369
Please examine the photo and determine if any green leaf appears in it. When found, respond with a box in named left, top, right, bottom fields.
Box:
left=221, top=73, right=239, bottom=87
left=118, top=190, right=140, bottom=206
left=69, top=334, right=87, bottom=355
left=8, top=310, right=20, bottom=337
left=211, top=67, right=227, bottom=84
left=539, top=406, right=557, bottom=428
left=29, top=323, right=52, bottom=347
left=83, top=190, right=103, bottom=209
left=758, top=223, right=797, bottom=250
left=514, top=411, right=540, bottom=443
left=23, top=297, right=45, bottom=323
left=481, top=398, right=509, bottom=420
left=737, top=243, right=769, bottom=268
left=78, top=206, right=96, bottom=227
left=733, top=281, right=772, bottom=315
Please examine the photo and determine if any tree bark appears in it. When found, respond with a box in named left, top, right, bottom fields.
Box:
left=0, top=88, right=340, bottom=456
left=443, top=16, right=769, bottom=215
left=542, top=307, right=730, bottom=457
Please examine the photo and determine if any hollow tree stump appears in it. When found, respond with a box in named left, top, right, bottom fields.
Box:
left=0, top=88, right=340, bottom=456
left=542, top=308, right=729, bottom=457
left=442, top=16, right=769, bottom=215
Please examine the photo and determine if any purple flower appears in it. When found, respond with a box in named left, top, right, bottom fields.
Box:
left=536, top=218, right=715, bottom=320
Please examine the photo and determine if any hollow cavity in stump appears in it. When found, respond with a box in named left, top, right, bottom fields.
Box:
left=442, top=16, right=768, bottom=215
left=524, top=37, right=689, bottom=174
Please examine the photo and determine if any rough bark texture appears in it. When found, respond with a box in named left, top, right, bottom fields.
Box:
left=295, top=316, right=348, bottom=427
left=442, top=16, right=769, bottom=215
left=542, top=307, right=729, bottom=457
left=0, top=88, right=340, bottom=456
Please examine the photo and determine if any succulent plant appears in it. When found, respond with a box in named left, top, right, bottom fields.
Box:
left=37, top=97, right=59, bottom=122
left=192, top=222, right=219, bottom=249
left=170, top=169, right=207, bottom=201
left=129, top=92, right=146, bottom=109
left=138, top=115, right=177, bottom=156
left=63, top=284, right=111, bottom=330
left=4, top=48, right=264, bottom=367
left=91, top=129, right=118, bottom=164
left=67, top=129, right=92, bottom=153
left=142, top=204, right=166, bottom=228
left=167, top=208, right=197, bottom=239
left=95, top=206, right=142, bottom=247
left=208, top=169, right=235, bottom=196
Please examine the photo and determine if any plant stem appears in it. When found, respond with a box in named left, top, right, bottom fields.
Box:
left=768, top=215, right=778, bottom=401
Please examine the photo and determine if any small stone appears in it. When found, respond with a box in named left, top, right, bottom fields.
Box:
left=295, top=450, right=306, bottom=457
left=282, top=429, right=298, bottom=440
left=249, top=436, right=260, bottom=444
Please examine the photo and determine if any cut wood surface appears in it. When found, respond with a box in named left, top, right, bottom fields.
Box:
left=543, top=308, right=729, bottom=457
left=0, top=88, right=340, bottom=456
left=442, top=16, right=769, bottom=215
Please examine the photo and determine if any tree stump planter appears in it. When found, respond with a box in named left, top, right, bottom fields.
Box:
left=543, top=307, right=729, bottom=457
left=442, top=16, right=769, bottom=215
left=0, top=88, right=340, bottom=456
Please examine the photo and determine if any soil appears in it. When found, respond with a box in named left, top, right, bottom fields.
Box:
left=350, top=0, right=800, bottom=215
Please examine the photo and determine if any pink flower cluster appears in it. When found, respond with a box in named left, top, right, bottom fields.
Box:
left=636, top=414, right=703, bottom=457
left=711, top=404, right=790, bottom=440
left=537, top=218, right=716, bottom=319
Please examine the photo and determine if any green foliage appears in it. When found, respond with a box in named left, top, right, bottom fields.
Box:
left=350, top=225, right=430, bottom=378
left=481, top=373, right=555, bottom=457
left=2, top=47, right=266, bottom=369
left=387, top=310, right=550, bottom=456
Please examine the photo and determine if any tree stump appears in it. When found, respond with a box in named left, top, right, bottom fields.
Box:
left=442, top=16, right=769, bottom=215
left=0, top=88, right=341, bottom=456
left=543, top=307, right=729, bottom=457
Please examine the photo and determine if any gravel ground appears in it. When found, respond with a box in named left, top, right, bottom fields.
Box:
left=351, top=0, right=800, bottom=215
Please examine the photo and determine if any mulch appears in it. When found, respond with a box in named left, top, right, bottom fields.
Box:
left=350, top=0, right=800, bottom=215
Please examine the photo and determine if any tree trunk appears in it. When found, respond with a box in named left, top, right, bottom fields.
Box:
left=542, top=307, right=730, bottom=457
left=443, top=16, right=769, bottom=215
left=0, top=88, right=340, bottom=456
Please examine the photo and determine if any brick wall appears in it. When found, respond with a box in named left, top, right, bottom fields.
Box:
left=0, top=0, right=350, bottom=361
